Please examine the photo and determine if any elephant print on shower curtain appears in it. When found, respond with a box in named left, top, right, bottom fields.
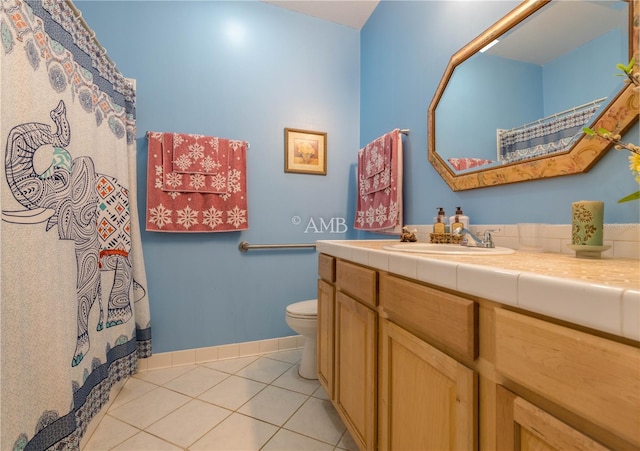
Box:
left=2, top=100, right=145, bottom=367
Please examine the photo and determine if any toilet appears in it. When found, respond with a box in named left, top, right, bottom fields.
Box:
left=285, top=299, right=318, bottom=379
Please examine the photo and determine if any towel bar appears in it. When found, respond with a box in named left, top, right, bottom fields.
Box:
left=145, top=131, right=250, bottom=149
left=238, top=241, right=316, bottom=252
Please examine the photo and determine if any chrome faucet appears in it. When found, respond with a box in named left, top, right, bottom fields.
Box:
left=452, top=227, right=499, bottom=248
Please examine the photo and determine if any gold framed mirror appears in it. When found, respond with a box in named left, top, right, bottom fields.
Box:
left=428, top=0, right=638, bottom=191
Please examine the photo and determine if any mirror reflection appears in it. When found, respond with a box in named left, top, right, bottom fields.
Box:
left=431, top=0, right=632, bottom=179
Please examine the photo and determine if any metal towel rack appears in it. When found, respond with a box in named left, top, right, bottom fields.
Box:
left=145, top=131, right=250, bottom=149
left=238, top=241, right=316, bottom=252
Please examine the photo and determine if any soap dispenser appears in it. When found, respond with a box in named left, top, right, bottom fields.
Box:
left=450, top=207, right=469, bottom=231
left=433, top=207, right=449, bottom=233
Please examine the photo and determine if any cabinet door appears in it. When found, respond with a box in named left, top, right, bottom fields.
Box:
left=335, top=291, right=377, bottom=451
left=495, top=308, right=640, bottom=447
left=496, top=386, right=608, bottom=451
left=379, top=318, right=477, bottom=451
left=317, top=278, right=335, bottom=399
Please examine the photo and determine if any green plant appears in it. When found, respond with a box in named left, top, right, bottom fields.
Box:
left=583, top=58, right=640, bottom=203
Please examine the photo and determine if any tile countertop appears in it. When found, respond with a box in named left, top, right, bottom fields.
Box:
left=315, top=240, right=640, bottom=343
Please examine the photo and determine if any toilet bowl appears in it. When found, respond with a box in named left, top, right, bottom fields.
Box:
left=285, top=299, right=318, bottom=379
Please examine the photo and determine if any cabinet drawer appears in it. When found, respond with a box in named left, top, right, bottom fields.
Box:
left=336, top=260, right=377, bottom=308
left=318, top=254, right=335, bottom=283
left=379, top=273, right=477, bottom=361
left=495, top=308, right=640, bottom=447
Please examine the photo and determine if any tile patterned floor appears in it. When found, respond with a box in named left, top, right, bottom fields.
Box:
left=83, top=349, right=356, bottom=450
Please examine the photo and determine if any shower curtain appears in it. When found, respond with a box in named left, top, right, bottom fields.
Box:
left=1, top=1, right=151, bottom=449
left=497, top=105, right=599, bottom=163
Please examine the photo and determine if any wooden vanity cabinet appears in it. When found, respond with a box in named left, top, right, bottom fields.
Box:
left=318, top=252, right=640, bottom=451
left=335, top=290, right=377, bottom=451
left=378, top=273, right=478, bottom=451
left=317, top=254, right=335, bottom=398
left=317, top=277, right=335, bottom=398
left=494, top=308, right=640, bottom=450
left=495, top=385, right=609, bottom=451
left=316, top=254, right=336, bottom=400
left=318, top=256, right=377, bottom=451
left=379, top=318, right=477, bottom=450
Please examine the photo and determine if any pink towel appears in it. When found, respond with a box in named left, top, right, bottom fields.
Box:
left=171, top=133, right=230, bottom=176
left=147, top=131, right=249, bottom=232
left=354, top=129, right=403, bottom=232
left=361, top=134, right=387, bottom=177
left=447, top=157, right=493, bottom=171
left=359, top=132, right=391, bottom=195
left=162, top=134, right=227, bottom=194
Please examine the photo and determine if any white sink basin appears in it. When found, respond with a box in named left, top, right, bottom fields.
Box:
left=382, top=243, right=515, bottom=255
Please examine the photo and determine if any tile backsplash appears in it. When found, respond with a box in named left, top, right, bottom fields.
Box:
left=407, top=223, right=640, bottom=260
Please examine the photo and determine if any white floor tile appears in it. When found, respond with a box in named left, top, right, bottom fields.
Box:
left=82, top=415, right=139, bottom=450
left=198, top=375, right=266, bottom=410
left=133, top=365, right=196, bottom=386
left=145, top=399, right=231, bottom=448
left=90, top=349, right=349, bottom=451
left=107, top=377, right=157, bottom=411
left=189, top=413, right=278, bottom=450
left=337, top=428, right=359, bottom=451
left=311, top=385, right=330, bottom=400
left=263, top=348, right=303, bottom=364
left=109, top=386, right=190, bottom=429
left=237, top=385, right=308, bottom=426
left=202, top=355, right=259, bottom=374
left=284, top=397, right=345, bottom=445
left=272, top=365, right=320, bottom=395
left=235, top=356, right=292, bottom=384
left=262, top=428, right=334, bottom=450
left=111, top=431, right=182, bottom=450
left=162, top=366, right=229, bottom=397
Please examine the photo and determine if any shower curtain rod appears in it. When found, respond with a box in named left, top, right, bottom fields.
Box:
left=66, top=1, right=117, bottom=71
left=507, top=97, right=607, bottom=132
left=238, top=241, right=316, bottom=252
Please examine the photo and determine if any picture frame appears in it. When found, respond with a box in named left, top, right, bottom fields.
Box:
left=284, top=128, right=327, bottom=175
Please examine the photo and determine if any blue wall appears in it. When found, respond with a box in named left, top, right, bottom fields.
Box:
left=361, top=0, right=639, bottom=227
left=80, top=1, right=639, bottom=354
left=543, top=28, right=625, bottom=115
left=79, top=1, right=359, bottom=353
left=436, top=53, right=543, bottom=162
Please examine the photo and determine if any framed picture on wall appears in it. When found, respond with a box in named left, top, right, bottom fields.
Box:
left=284, top=128, right=327, bottom=175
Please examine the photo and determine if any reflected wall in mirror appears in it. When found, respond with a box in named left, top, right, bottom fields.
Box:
left=428, top=0, right=639, bottom=191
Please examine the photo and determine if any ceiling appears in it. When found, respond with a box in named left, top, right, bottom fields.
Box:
left=260, top=1, right=626, bottom=65
left=487, top=1, right=627, bottom=65
left=260, top=0, right=379, bottom=29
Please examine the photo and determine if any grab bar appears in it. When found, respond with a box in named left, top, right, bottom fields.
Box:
left=238, top=241, right=316, bottom=252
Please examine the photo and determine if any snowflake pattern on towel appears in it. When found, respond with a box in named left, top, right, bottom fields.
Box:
left=354, top=130, right=401, bottom=231
left=146, top=132, right=249, bottom=232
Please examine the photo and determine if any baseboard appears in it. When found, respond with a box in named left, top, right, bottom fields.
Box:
left=137, top=335, right=304, bottom=371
